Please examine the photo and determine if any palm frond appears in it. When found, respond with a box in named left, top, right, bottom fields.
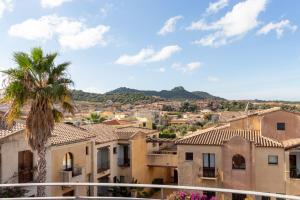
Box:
left=13, top=52, right=32, bottom=70
left=31, top=47, right=43, bottom=63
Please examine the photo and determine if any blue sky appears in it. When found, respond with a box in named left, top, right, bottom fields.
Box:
left=0, top=0, right=300, bottom=100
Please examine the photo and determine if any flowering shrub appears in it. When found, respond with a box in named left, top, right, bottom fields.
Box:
left=167, top=191, right=217, bottom=200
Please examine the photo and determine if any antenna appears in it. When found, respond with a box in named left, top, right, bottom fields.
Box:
left=245, top=102, right=249, bottom=130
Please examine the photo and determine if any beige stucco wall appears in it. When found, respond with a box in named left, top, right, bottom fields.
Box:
left=229, top=115, right=261, bottom=130
left=177, top=140, right=288, bottom=196
left=222, top=136, right=255, bottom=190
left=0, top=132, right=34, bottom=183
left=49, top=141, right=93, bottom=196
left=260, top=110, right=300, bottom=141
left=254, top=147, right=285, bottom=193
left=131, top=133, right=171, bottom=184
left=177, top=144, right=222, bottom=187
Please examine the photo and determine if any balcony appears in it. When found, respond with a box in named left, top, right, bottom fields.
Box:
left=61, top=167, right=84, bottom=183
left=118, top=158, right=130, bottom=167
left=147, top=152, right=177, bottom=167
left=97, top=160, right=110, bottom=173
left=1, top=182, right=300, bottom=200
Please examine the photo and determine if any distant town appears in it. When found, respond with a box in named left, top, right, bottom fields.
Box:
left=2, top=84, right=300, bottom=198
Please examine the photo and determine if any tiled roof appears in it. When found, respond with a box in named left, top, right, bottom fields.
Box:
left=0, top=121, right=25, bottom=139
left=282, top=138, right=300, bottom=150
left=81, top=124, right=118, bottom=144
left=49, top=123, right=95, bottom=146
left=176, top=128, right=283, bottom=148
left=116, top=127, right=157, bottom=140
left=103, top=119, right=137, bottom=126
left=226, top=107, right=282, bottom=122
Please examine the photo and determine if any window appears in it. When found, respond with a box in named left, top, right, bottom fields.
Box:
left=203, top=153, right=215, bottom=177
left=185, top=152, right=193, bottom=161
left=277, top=123, right=285, bottom=131
left=97, top=147, right=110, bottom=172
left=86, top=146, right=89, bottom=155
left=262, top=196, right=271, bottom=200
left=268, top=155, right=278, bottom=165
left=113, top=147, right=117, bottom=154
left=118, top=145, right=130, bottom=167
left=18, top=150, right=33, bottom=183
left=63, top=152, right=73, bottom=171
left=232, top=154, right=246, bottom=170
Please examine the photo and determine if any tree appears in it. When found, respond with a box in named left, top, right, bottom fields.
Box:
left=86, top=112, right=106, bottom=123
left=1, top=47, right=74, bottom=196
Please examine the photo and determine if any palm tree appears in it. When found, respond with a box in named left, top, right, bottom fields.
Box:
left=86, top=112, right=106, bottom=124
left=1, top=47, right=74, bottom=196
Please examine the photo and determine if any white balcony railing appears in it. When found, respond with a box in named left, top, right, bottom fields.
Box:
left=1, top=182, right=300, bottom=200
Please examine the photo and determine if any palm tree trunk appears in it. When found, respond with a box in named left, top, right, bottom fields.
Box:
left=36, top=144, right=47, bottom=197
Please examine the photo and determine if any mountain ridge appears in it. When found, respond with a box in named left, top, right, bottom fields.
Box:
left=106, top=86, right=224, bottom=100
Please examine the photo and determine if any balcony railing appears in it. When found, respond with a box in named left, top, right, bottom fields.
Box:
left=118, top=158, right=130, bottom=167
left=2, top=182, right=300, bottom=200
left=290, top=168, right=300, bottom=179
left=97, top=161, right=110, bottom=173
left=203, top=168, right=216, bottom=178
left=61, top=167, right=84, bottom=183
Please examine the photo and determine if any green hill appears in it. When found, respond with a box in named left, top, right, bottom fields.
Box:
left=107, top=86, right=224, bottom=100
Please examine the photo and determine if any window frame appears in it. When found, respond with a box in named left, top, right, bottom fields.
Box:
left=277, top=122, right=285, bottom=131
left=232, top=154, right=246, bottom=170
left=202, top=153, right=216, bottom=177
left=185, top=152, right=193, bottom=161
left=63, top=152, right=73, bottom=171
left=268, top=155, right=278, bottom=165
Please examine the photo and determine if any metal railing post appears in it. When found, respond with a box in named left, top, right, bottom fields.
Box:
left=74, top=184, right=80, bottom=200
left=160, top=188, right=164, bottom=200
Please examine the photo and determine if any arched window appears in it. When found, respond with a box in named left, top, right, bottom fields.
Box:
left=63, top=152, right=73, bottom=171
left=232, top=154, right=246, bottom=170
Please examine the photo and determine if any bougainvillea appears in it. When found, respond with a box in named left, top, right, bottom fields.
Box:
left=167, top=191, right=216, bottom=200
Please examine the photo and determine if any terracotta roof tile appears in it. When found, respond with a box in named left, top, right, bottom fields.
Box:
left=176, top=128, right=283, bottom=148
left=282, top=138, right=300, bottom=149
left=226, top=107, right=282, bottom=122
left=0, top=122, right=25, bottom=139
left=81, top=124, right=118, bottom=144
left=116, top=127, right=157, bottom=140
left=49, top=123, right=95, bottom=146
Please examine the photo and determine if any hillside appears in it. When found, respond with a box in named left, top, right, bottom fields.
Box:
left=72, top=90, right=158, bottom=104
left=107, top=86, right=224, bottom=100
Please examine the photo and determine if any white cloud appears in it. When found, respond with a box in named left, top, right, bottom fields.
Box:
left=8, top=14, right=110, bottom=50
left=115, top=45, right=181, bottom=66
left=158, top=67, right=166, bottom=72
left=0, top=0, right=13, bottom=18
left=207, top=76, right=220, bottom=82
left=158, top=15, right=183, bottom=36
left=172, top=61, right=202, bottom=72
left=257, top=19, right=297, bottom=38
left=189, top=0, right=267, bottom=47
left=59, top=25, right=110, bottom=50
left=148, top=45, right=181, bottom=62
left=41, top=0, right=72, bottom=8
left=115, top=48, right=154, bottom=66
left=186, top=62, right=202, bottom=71
left=206, top=0, right=228, bottom=14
